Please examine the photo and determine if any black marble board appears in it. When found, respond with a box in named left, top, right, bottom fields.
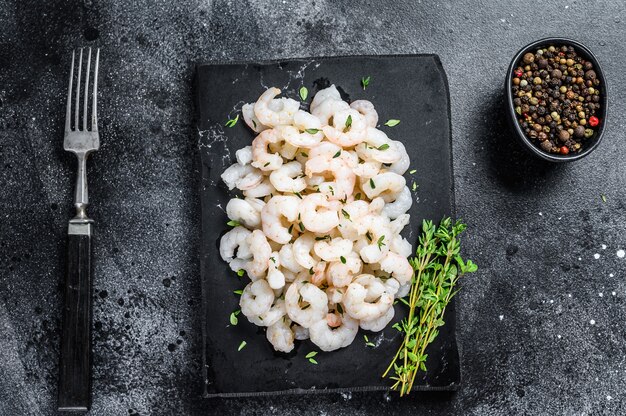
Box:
left=195, top=55, right=457, bottom=397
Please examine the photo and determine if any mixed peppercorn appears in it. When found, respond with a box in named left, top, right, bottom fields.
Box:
left=511, top=45, right=602, bottom=155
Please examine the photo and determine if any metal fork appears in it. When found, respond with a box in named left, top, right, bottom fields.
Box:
left=58, top=47, right=100, bottom=413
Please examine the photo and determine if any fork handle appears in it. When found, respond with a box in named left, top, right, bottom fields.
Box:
left=58, top=222, right=93, bottom=412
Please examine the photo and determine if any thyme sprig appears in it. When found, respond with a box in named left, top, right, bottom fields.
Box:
left=382, top=218, right=477, bottom=396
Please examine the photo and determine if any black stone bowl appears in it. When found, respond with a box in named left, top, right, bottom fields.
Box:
left=505, top=37, right=608, bottom=162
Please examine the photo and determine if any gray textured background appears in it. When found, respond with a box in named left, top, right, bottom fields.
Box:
left=1, top=0, right=625, bottom=415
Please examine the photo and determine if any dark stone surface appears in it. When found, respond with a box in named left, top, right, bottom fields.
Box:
left=0, top=0, right=624, bottom=414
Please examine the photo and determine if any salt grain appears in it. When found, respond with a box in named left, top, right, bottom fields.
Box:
left=602, top=244, right=607, bottom=250
left=612, top=291, right=616, bottom=296
left=599, top=293, right=603, bottom=297
left=590, top=319, right=596, bottom=325
left=610, top=273, right=614, bottom=277
left=617, top=249, right=625, bottom=258
left=499, top=315, right=504, bottom=321
left=594, top=253, right=600, bottom=259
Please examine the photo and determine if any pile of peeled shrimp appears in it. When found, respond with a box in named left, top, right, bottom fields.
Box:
left=219, top=85, right=414, bottom=353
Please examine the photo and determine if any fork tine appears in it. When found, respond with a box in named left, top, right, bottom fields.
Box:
left=65, top=51, right=75, bottom=132
left=75, top=49, right=83, bottom=131
left=92, top=49, right=99, bottom=132
left=83, top=48, right=91, bottom=131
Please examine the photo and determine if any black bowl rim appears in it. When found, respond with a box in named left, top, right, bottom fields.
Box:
left=505, top=37, right=609, bottom=162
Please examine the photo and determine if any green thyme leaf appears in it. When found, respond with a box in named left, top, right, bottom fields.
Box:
left=341, top=209, right=351, bottom=220
left=305, top=128, right=319, bottom=135
left=377, top=235, right=386, bottom=250
left=355, top=192, right=362, bottom=200
left=225, top=114, right=239, bottom=127
left=366, top=231, right=373, bottom=242
left=305, top=351, right=318, bottom=359
left=361, top=76, right=371, bottom=90
left=333, top=150, right=341, bottom=158
left=299, top=86, right=308, bottom=101
left=230, top=310, right=240, bottom=325
left=288, top=224, right=294, bottom=234
left=315, top=235, right=331, bottom=241
left=233, top=289, right=243, bottom=295
left=601, top=194, right=607, bottom=203
left=294, top=191, right=303, bottom=199
left=237, top=340, right=247, bottom=351
left=340, top=256, right=346, bottom=264
left=345, top=115, right=352, bottom=129
left=308, top=358, right=318, bottom=364
left=409, top=169, right=417, bottom=174
left=301, top=151, right=309, bottom=157
left=337, top=303, right=344, bottom=314
left=227, top=220, right=240, bottom=227
left=384, top=119, right=401, bottom=127
left=299, top=222, right=305, bottom=232
left=377, top=144, right=390, bottom=151
left=369, top=178, right=376, bottom=189
left=270, top=257, right=276, bottom=264
left=237, top=269, right=245, bottom=277
left=412, top=182, right=418, bottom=191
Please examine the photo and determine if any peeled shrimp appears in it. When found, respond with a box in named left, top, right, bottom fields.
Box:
left=219, top=226, right=252, bottom=263
left=379, top=251, right=413, bottom=285
left=311, top=98, right=350, bottom=126
left=362, top=172, right=406, bottom=200
left=382, top=186, right=412, bottom=220
left=387, top=140, right=410, bottom=175
left=254, top=87, right=300, bottom=127
left=292, top=233, right=317, bottom=269
left=221, top=163, right=263, bottom=191
left=310, top=84, right=341, bottom=112
left=285, top=110, right=324, bottom=147
left=355, top=214, right=392, bottom=263
left=309, top=314, right=358, bottom=352
left=327, top=253, right=362, bottom=287
left=343, top=276, right=394, bottom=321
left=266, top=317, right=295, bottom=353
left=360, top=305, right=394, bottom=332
left=244, top=230, right=272, bottom=280
left=240, top=280, right=274, bottom=318
left=285, top=280, right=329, bottom=328
left=322, top=109, right=368, bottom=147
left=242, top=103, right=268, bottom=133
left=235, top=145, right=253, bottom=166
left=350, top=100, right=378, bottom=128
left=269, top=161, right=306, bottom=193
left=313, top=237, right=353, bottom=262
left=299, top=194, right=341, bottom=234
left=243, top=178, right=275, bottom=198
left=278, top=243, right=305, bottom=273
left=261, top=195, right=300, bottom=244
left=248, top=298, right=286, bottom=327
left=391, top=235, right=413, bottom=258
left=226, top=198, right=261, bottom=229
left=251, top=129, right=283, bottom=171
left=306, top=156, right=355, bottom=201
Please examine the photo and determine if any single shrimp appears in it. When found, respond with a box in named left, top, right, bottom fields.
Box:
left=240, top=279, right=274, bottom=318
left=353, top=160, right=381, bottom=178
left=253, top=87, right=300, bottom=127
left=359, top=305, right=395, bottom=332
left=327, top=253, right=363, bottom=287
left=313, top=237, right=353, bottom=262
left=379, top=251, right=413, bottom=285
left=269, top=161, right=307, bottom=193
left=310, top=84, right=342, bottom=112
left=242, top=103, right=269, bottom=133
left=343, top=275, right=394, bottom=321
left=299, top=193, right=341, bottom=233
left=307, top=141, right=342, bottom=160
left=248, top=298, right=286, bottom=327
left=387, top=140, right=410, bottom=175
left=221, top=163, right=263, bottom=191
left=362, top=172, right=406, bottom=201
left=219, top=226, right=252, bottom=263
left=382, top=186, right=412, bottom=220
left=355, top=214, right=392, bottom=264
left=337, top=200, right=369, bottom=240
left=226, top=198, right=261, bottom=229
left=311, top=98, right=350, bottom=126
left=350, top=99, right=378, bottom=128
left=278, top=243, right=305, bottom=273
left=390, top=213, right=410, bottom=235
left=261, top=195, right=300, bottom=244
left=284, top=110, right=324, bottom=148
left=244, top=230, right=272, bottom=280
left=322, top=109, right=367, bottom=147
left=251, top=129, right=283, bottom=171
left=355, top=128, right=402, bottom=164
left=308, top=313, right=358, bottom=352
left=292, top=233, right=317, bottom=269
left=285, top=279, right=329, bottom=328
left=266, top=317, right=295, bottom=353
left=243, top=178, right=275, bottom=198
left=305, top=156, right=355, bottom=201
